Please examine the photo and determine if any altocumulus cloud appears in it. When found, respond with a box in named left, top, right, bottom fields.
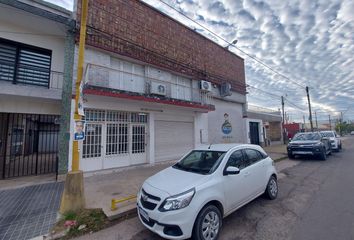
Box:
left=47, top=0, right=354, bottom=121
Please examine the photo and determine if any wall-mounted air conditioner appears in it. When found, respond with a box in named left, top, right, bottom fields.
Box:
left=220, top=82, right=232, bottom=97
left=150, top=82, right=167, bottom=96
left=200, top=80, right=212, bottom=92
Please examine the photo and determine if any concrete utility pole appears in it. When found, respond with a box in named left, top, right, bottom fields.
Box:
left=315, top=111, right=318, bottom=130
left=306, top=86, right=314, bottom=132
left=303, top=115, right=306, bottom=131
left=281, top=96, right=286, bottom=144
left=60, top=0, right=89, bottom=214
left=328, top=115, right=332, bottom=130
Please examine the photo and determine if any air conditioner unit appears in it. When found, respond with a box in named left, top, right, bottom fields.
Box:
left=200, top=80, right=212, bottom=92
left=220, top=82, right=232, bottom=97
left=150, top=82, right=167, bottom=96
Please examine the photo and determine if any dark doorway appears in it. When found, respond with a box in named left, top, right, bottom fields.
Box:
left=249, top=122, right=260, bottom=145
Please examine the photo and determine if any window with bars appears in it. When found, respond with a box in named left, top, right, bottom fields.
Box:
left=82, top=123, right=102, bottom=159
left=0, top=38, right=52, bottom=87
left=132, top=125, right=146, bottom=154
left=83, top=109, right=147, bottom=158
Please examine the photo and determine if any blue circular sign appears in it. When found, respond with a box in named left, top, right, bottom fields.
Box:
left=222, top=122, right=232, bottom=134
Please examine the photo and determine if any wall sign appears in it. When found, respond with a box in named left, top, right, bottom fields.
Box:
left=221, top=113, right=232, bottom=135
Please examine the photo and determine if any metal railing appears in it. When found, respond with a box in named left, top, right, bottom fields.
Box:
left=0, top=68, right=64, bottom=90
left=85, top=63, right=212, bottom=105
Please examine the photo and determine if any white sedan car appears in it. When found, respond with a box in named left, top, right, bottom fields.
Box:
left=137, top=143, right=278, bottom=240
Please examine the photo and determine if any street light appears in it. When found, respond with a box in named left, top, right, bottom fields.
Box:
left=225, top=39, right=238, bottom=49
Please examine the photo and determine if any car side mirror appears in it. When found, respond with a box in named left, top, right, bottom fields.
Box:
left=224, top=166, right=240, bottom=175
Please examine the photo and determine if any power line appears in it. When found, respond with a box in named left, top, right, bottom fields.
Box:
left=155, top=0, right=306, bottom=89
left=284, top=98, right=306, bottom=111
left=247, top=85, right=281, bottom=99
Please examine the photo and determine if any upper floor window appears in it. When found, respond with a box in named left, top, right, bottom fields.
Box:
left=0, top=38, right=52, bottom=87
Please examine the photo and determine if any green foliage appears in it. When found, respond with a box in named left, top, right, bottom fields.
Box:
left=335, top=122, right=354, bottom=134
left=56, top=209, right=108, bottom=239
left=64, top=211, right=77, bottom=221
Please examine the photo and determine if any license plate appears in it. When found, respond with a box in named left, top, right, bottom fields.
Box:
left=139, top=206, right=149, bottom=221
left=293, top=151, right=312, bottom=155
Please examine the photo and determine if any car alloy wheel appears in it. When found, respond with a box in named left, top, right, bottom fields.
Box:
left=269, top=178, right=278, bottom=197
left=202, top=211, right=220, bottom=240
left=193, top=205, right=222, bottom=240
left=265, top=176, right=278, bottom=200
left=320, top=149, right=327, bottom=160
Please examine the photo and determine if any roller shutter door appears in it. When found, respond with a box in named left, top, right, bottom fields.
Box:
left=155, top=121, right=194, bottom=162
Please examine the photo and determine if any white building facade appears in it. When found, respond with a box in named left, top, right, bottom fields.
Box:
left=0, top=0, right=74, bottom=179
left=69, top=0, right=247, bottom=173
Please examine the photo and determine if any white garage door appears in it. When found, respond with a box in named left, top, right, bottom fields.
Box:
left=155, top=121, right=194, bottom=162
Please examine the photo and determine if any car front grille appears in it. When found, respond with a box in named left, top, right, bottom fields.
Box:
left=140, top=189, right=160, bottom=210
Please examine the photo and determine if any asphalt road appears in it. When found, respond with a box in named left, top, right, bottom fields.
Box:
left=76, top=136, right=354, bottom=240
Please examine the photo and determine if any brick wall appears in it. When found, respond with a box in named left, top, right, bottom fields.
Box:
left=268, top=122, right=281, bottom=141
left=77, top=0, right=246, bottom=94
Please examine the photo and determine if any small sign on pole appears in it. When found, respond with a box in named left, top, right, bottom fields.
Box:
left=78, top=81, right=85, bottom=116
left=74, top=120, right=86, bottom=141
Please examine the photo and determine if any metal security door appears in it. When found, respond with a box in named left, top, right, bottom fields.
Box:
left=0, top=113, right=59, bottom=179
left=130, top=124, right=147, bottom=165
left=249, top=122, right=260, bottom=145
left=80, top=123, right=103, bottom=171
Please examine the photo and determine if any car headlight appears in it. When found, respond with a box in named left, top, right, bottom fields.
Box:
left=159, top=188, right=195, bottom=212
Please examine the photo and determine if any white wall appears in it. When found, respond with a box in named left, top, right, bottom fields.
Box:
left=73, top=94, right=208, bottom=169
left=0, top=5, right=67, bottom=102
left=0, top=95, right=61, bottom=115
left=0, top=5, right=66, bottom=73
left=207, top=98, right=246, bottom=144
left=0, top=81, right=62, bottom=100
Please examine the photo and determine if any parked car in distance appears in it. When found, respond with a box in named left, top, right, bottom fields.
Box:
left=137, top=144, right=278, bottom=240
left=320, top=131, right=342, bottom=151
left=287, top=132, right=331, bottom=160
left=351, top=131, right=354, bottom=135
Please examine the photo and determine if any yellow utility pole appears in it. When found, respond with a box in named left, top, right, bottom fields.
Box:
left=60, top=0, right=89, bottom=214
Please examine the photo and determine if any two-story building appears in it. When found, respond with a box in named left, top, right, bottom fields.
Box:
left=69, top=0, right=247, bottom=172
left=0, top=0, right=74, bottom=179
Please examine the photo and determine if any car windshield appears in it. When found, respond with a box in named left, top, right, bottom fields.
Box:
left=320, top=132, right=335, bottom=137
left=293, top=133, right=321, bottom=141
left=173, top=150, right=226, bottom=175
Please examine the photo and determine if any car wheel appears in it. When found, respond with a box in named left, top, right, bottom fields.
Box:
left=265, top=176, right=278, bottom=200
left=288, top=153, right=294, bottom=159
left=328, top=149, right=332, bottom=155
left=319, top=149, right=327, bottom=161
left=339, top=144, right=342, bottom=150
left=193, top=205, right=222, bottom=240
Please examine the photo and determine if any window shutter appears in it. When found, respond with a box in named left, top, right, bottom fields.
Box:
left=0, top=42, right=16, bottom=82
left=16, top=48, right=51, bottom=87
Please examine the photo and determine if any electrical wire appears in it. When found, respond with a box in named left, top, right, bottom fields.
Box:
left=154, top=0, right=306, bottom=89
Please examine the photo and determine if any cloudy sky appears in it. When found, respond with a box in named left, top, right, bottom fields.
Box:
left=48, top=0, right=354, bottom=122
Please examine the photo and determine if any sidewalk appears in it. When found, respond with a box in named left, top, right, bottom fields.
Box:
left=263, top=143, right=288, bottom=161
left=84, top=161, right=176, bottom=220
left=83, top=143, right=289, bottom=220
